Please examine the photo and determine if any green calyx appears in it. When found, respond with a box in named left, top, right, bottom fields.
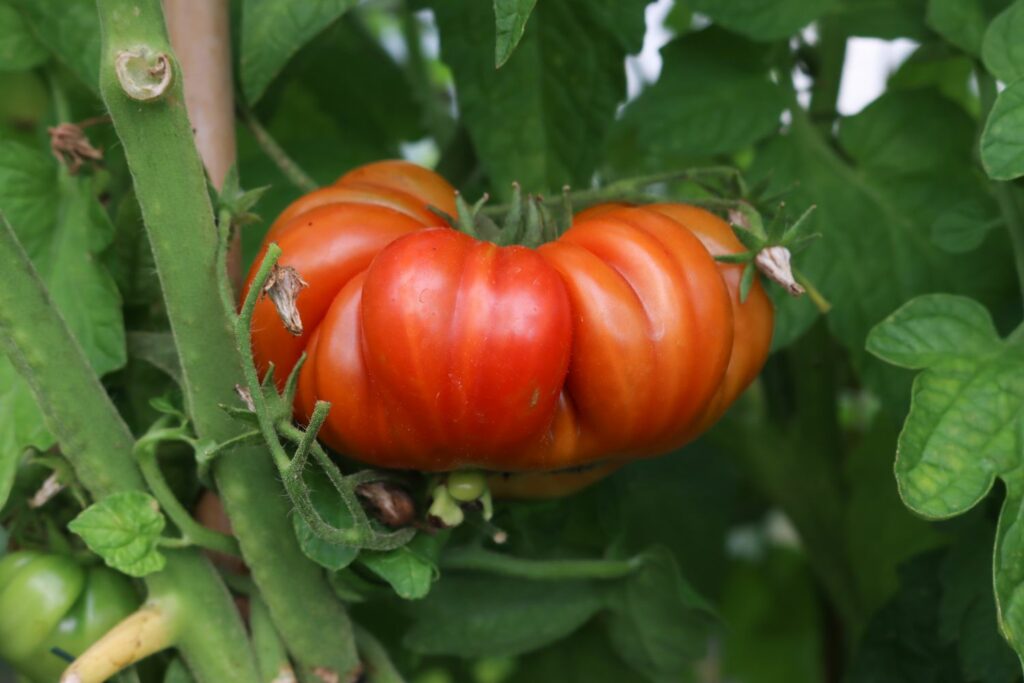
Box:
left=715, top=202, right=830, bottom=312
left=428, top=472, right=494, bottom=528
left=445, top=184, right=572, bottom=248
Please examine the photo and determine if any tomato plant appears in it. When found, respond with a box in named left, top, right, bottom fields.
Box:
left=1, top=0, right=1023, bottom=682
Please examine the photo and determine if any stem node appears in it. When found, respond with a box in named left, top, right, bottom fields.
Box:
left=114, top=47, right=173, bottom=101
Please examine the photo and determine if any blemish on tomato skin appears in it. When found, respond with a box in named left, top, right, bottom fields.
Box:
left=529, top=387, right=540, bottom=408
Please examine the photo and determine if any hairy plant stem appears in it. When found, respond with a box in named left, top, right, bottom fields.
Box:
left=0, top=217, right=256, bottom=682
left=977, top=68, right=1024, bottom=309
left=440, top=546, right=644, bottom=580
left=354, top=624, right=406, bottom=683
left=95, top=0, right=360, bottom=677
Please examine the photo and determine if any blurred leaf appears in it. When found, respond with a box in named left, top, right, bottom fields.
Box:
left=688, top=0, right=836, bottom=40
left=12, top=0, right=100, bottom=92
left=0, top=3, right=47, bottom=72
left=404, top=576, right=603, bottom=657
left=607, top=28, right=787, bottom=174
left=604, top=547, right=714, bottom=681
left=494, top=0, right=538, bottom=68
left=69, top=491, right=167, bottom=577
left=358, top=532, right=446, bottom=600
left=720, top=549, right=824, bottom=683
left=0, top=143, right=125, bottom=499
left=931, top=200, right=999, bottom=253
left=889, top=44, right=978, bottom=116
left=834, top=0, right=930, bottom=39
left=126, top=332, right=181, bottom=387
left=926, top=0, right=1010, bottom=55
left=430, top=0, right=647, bottom=195
left=983, top=0, right=1024, bottom=83
left=981, top=80, right=1024, bottom=181
left=845, top=421, right=945, bottom=614
left=240, top=0, right=356, bottom=104
left=505, top=623, right=639, bottom=683
left=847, top=552, right=963, bottom=682
left=940, top=522, right=1020, bottom=683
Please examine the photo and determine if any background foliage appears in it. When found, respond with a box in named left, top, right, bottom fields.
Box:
left=1, top=0, right=1024, bottom=681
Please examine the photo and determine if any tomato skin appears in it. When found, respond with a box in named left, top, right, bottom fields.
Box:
left=299, top=228, right=572, bottom=470
left=0, top=551, right=139, bottom=683
left=334, top=160, right=458, bottom=218
left=245, top=162, right=773, bottom=479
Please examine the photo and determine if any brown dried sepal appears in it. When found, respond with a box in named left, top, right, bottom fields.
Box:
left=755, top=245, right=804, bottom=297
left=262, top=264, right=308, bottom=336
left=49, top=120, right=105, bottom=174
left=356, top=481, right=416, bottom=528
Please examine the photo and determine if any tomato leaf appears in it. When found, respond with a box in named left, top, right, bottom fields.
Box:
left=240, top=0, right=356, bottom=104
left=607, top=27, right=788, bottom=174
left=404, top=576, right=605, bottom=657
left=869, top=294, right=1024, bottom=666
left=982, top=0, right=1024, bottom=83
left=0, top=143, right=125, bottom=509
left=357, top=532, right=446, bottom=600
left=925, top=0, right=1003, bottom=55
left=0, top=3, right=47, bottom=72
left=981, top=79, right=1024, bottom=181
left=494, top=0, right=538, bottom=68
left=10, top=0, right=100, bottom=92
left=603, top=547, right=715, bottom=680
left=687, top=0, right=836, bottom=40
left=931, top=200, right=1000, bottom=254
left=832, top=0, right=930, bottom=39
left=505, top=623, right=640, bottom=682
left=430, top=0, right=647, bottom=195
left=69, top=491, right=167, bottom=577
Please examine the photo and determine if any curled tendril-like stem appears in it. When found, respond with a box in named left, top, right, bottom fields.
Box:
left=234, top=244, right=415, bottom=552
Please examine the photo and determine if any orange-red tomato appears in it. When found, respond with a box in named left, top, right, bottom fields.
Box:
left=244, top=163, right=773, bottom=478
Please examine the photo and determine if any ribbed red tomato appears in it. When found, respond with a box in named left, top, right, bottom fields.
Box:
left=244, top=162, right=773, bottom=478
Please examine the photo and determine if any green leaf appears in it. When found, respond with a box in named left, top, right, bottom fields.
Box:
left=749, top=96, right=1012, bottom=397
left=0, top=143, right=126, bottom=501
left=927, top=0, right=988, bottom=54
left=404, top=576, right=604, bottom=657
left=931, top=200, right=999, bottom=253
left=240, top=0, right=356, bottom=104
left=889, top=44, right=979, bottom=116
left=868, top=295, right=1023, bottom=518
left=11, top=0, right=101, bottom=92
left=607, top=28, right=788, bottom=174
left=291, top=468, right=359, bottom=571
left=688, top=0, right=836, bottom=40
left=494, top=0, right=538, bottom=68
left=983, top=0, right=1024, bottom=83
left=69, top=491, right=167, bottom=577
left=127, top=332, right=182, bottom=386
left=834, top=0, right=930, bottom=39
left=358, top=532, right=445, bottom=600
left=866, top=294, right=1002, bottom=369
left=981, top=79, right=1024, bottom=181
left=604, top=547, right=714, bottom=680
left=430, top=0, right=647, bottom=195
left=0, top=3, right=47, bottom=72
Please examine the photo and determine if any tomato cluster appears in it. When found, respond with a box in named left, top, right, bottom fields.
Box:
left=0, top=551, right=139, bottom=682
left=245, top=161, right=773, bottom=481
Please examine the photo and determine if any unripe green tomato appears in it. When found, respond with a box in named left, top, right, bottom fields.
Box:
left=447, top=471, right=486, bottom=502
left=0, top=551, right=139, bottom=682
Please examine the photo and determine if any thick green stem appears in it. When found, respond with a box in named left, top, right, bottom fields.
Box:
left=354, top=624, right=406, bottom=683
left=440, top=547, right=644, bottom=580
left=807, top=17, right=847, bottom=132
left=0, top=217, right=257, bottom=683
left=94, top=0, right=361, bottom=677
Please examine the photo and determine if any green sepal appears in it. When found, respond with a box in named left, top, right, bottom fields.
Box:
left=739, top=262, right=756, bottom=303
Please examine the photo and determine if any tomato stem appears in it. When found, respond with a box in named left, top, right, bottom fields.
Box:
left=239, top=104, right=318, bottom=193
left=440, top=547, right=645, bottom=581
